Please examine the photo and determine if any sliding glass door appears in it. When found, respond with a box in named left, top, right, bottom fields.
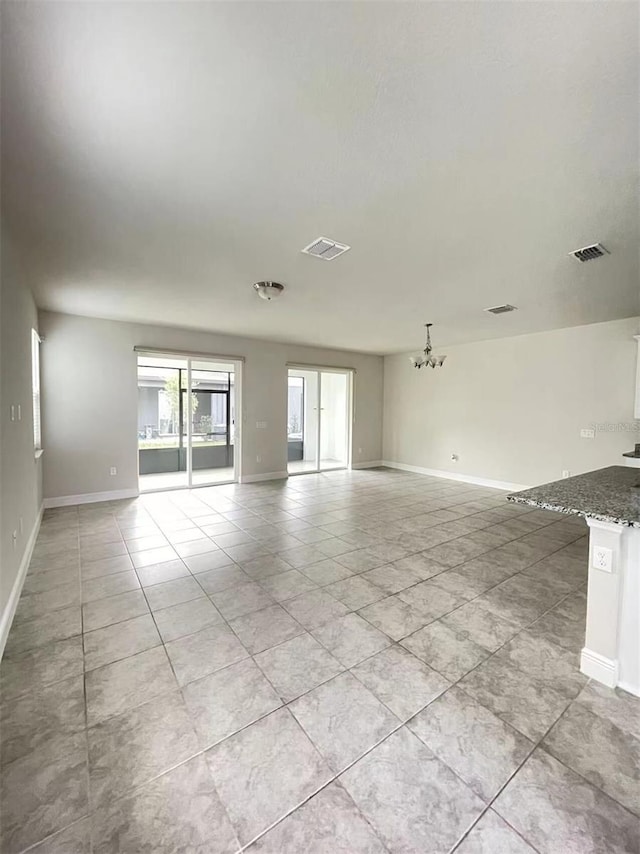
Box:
left=319, top=371, right=349, bottom=471
left=137, top=355, right=238, bottom=491
left=189, top=363, right=235, bottom=486
left=287, top=368, right=351, bottom=474
left=137, top=358, right=189, bottom=490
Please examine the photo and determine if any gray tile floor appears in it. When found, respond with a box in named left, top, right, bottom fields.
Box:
left=1, top=468, right=638, bottom=853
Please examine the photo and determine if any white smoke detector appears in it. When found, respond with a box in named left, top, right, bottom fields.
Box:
left=301, top=236, right=351, bottom=261
left=253, top=281, right=285, bottom=301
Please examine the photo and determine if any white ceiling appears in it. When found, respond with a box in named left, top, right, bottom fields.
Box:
left=2, top=1, right=638, bottom=354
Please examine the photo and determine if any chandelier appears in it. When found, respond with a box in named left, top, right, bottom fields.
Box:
left=409, top=323, right=446, bottom=369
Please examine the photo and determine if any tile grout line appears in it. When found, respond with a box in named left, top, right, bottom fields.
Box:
left=24, top=581, right=582, bottom=853
left=3, top=492, right=585, bottom=703
left=5, top=475, right=595, bottom=853
left=451, top=670, right=640, bottom=852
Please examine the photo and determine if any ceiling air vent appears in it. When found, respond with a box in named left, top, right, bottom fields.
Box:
left=485, top=304, right=518, bottom=315
left=570, top=243, right=609, bottom=262
left=302, top=236, right=351, bottom=261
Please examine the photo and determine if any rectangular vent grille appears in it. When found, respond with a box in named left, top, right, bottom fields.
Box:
left=485, top=304, right=518, bottom=315
left=570, top=243, right=608, bottom=262
left=302, top=236, right=351, bottom=261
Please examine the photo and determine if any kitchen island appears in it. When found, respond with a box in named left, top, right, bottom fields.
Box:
left=508, top=466, right=639, bottom=697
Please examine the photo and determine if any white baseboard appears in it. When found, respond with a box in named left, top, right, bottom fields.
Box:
left=240, top=471, right=288, bottom=484
left=43, top=488, right=139, bottom=509
left=381, top=460, right=529, bottom=493
left=351, top=461, right=384, bottom=470
left=580, top=648, right=619, bottom=688
left=0, top=505, right=43, bottom=659
left=616, top=679, right=640, bottom=698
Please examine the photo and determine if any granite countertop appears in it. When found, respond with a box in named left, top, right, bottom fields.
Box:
left=507, top=465, right=640, bottom=528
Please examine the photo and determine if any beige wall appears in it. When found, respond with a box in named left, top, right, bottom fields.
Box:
left=383, top=318, right=640, bottom=488
left=39, top=311, right=383, bottom=500
left=1, top=233, right=42, bottom=621
left=38, top=311, right=639, bottom=502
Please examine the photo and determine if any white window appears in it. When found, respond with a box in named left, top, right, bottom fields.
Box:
left=31, top=329, right=42, bottom=451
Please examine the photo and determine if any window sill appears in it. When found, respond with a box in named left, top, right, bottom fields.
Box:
left=35, top=449, right=44, bottom=460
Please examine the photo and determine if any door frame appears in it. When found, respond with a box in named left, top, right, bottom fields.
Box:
left=286, top=365, right=353, bottom=476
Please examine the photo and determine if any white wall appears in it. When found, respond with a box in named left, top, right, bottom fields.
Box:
left=1, top=232, right=43, bottom=628
left=383, top=318, right=640, bottom=488
left=39, top=311, right=383, bottom=501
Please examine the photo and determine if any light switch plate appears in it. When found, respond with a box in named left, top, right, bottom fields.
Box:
left=592, top=545, right=613, bottom=573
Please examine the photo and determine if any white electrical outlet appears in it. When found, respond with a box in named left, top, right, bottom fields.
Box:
left=592, top=546, right=613, bottom=573
left=562, top=470, right=570, bottom=478
left=10, top=404, right=15, bottom=422
left=580, top=428, right=595, bottom=439
left=256, top=421, right=267, bottom=429
left=109, top=467, right=117, bottom=476
left=256, top=455, right=261, bottom=463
